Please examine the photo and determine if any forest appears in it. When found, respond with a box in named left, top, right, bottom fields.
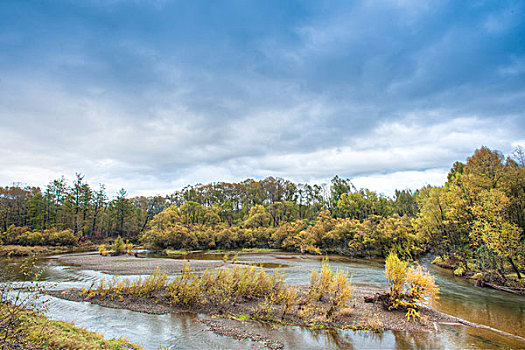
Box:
left=1, top=146, right=524, bottom=287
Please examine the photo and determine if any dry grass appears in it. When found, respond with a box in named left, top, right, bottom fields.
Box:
left=80, top=261, right=355, bottom=327
left=0, top=304, right=142, bottom=349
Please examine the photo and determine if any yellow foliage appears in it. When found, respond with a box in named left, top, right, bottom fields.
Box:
left=385, top=252, right=438, bottom=321
left=98, top=244, right=108, bottom=256
left=306, top=260, right=353, bottom=320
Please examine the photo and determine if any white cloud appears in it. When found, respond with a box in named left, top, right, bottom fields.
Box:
left=351, top=168, right=448, bottom=196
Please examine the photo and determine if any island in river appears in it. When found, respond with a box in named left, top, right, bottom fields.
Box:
left=47, top=252, right=525, bottom=349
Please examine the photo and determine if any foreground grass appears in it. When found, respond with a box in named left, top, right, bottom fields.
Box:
left=0, top=303, right=142, bottom=349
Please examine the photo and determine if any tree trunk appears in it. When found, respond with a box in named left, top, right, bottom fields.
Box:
left=508, top=257, right=522, bottom=279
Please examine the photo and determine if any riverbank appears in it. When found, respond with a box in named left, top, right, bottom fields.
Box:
left=50, top=285, right=452, bottom=333
left=0, top=303, right=142, bottom=349
left=49, top=251, right=525, bottom=347
left=56, top=252, right=234, bottom=274
left=0, top=244, right=99, bottom=257
left=432, top=256, right=525, bottom=295
left=50, top=252, right=455, bottom=333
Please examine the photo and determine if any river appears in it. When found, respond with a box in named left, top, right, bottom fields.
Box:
left=1, top=250, right=524, bottom=349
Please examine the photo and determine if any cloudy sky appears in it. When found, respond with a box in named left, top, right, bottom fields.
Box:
left=1, top=1, right=524, bottom=197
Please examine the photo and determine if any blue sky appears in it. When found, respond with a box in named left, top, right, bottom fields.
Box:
left=1, top=0, right=524, bottom=196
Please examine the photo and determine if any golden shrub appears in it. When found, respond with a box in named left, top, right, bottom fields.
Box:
left=385, top=252, right=438, bottom=321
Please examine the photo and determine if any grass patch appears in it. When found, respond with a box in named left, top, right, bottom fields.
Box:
left=230, top=314, right=250, bottom=321
left=240, top=248, right=279, bottom=253
left=0, top=244, right=99, bottom=257
left=0, top=303, right=142, bottom=349
left=81, top=261, right=356, bottom=328
left=0, top=245, right=78, bottom=257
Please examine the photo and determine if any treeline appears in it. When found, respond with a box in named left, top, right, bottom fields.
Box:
left=141, top=205, right=420, bottom=258
left=0, top=174, right=416, bottom=242
left=141, top=146, right=525, bottom=266
left=0, top=175, right=167, bottom=239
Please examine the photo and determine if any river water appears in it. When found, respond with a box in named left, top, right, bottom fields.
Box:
left=1, top=251, right=524, bottom=349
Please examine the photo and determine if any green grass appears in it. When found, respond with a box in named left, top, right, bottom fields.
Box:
left=230, top=314, right=250, bottom=321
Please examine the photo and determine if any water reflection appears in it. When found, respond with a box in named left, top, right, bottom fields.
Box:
left=426, top=261, right=525, bottom=338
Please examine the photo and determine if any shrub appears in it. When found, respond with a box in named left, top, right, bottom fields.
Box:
left=166, top=264, right=203, bottom=307
left=80, top=261, right=354, bottom=326
left=275, top=284, right=299, bottom=319
left=326, top=269, right=353, bottom=319
left=98, top=244, right=108, bottom=256
left=385, top=252, right=439, bottom=321
left=308, top=261, right=333, bottom=302
left=302, top=260, right=353, bottom=321
left=48, top=228, right=78, bottom=246
left=251, top=296, right=277, bottom=322
left=113, top=236, right=124, bottom=254
left=0, top=227, right=78, bottom=246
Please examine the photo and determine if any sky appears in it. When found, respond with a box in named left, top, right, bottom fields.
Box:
left=0, top=0, right=524, bottom=197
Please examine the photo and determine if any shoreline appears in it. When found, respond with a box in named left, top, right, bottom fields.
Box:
left=48, top=286, right=452, bottom=333
left=0, top=244, right=99, bottom=257
left=432, top=258, right=525, bottom=296
left=50, top=252, right=449, bottom=333
left=49, top=251, right=525, bottom=346
left=49, top=287, right=525, bottom=346
left=54, top=252, right=232, bottom=275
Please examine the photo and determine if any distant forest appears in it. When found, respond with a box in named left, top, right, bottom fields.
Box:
left=1, top=146, right=524, bottom=281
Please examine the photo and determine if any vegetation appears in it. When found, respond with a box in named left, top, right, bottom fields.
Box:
left=0, top=226, right=78, bottom=246
left=416, top=146, right=525, bottom=288
left=0, top=256, right=140, bottom=349
left=80, top=262, right=354, bottom=326
left=98, top=236, right=134, bottom=256
left=1, top=146, right=524, bottom=287
left=384, top=252, right=439, bottom=321
left=0, top=306, right=142, bottom=350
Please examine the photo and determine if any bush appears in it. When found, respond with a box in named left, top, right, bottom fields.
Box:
left=306, top=259, right=353, bottom=320
left=98, top=244, right=108, bottom=256
left=0, top=226, right=78, bottom=246
left=385, top=252, right=439, bottom=321
left=81, top=261, right=355, bottom=325
left=113, top=236, right=124, bottom=254
left=48, top=229, right=78, bottom=246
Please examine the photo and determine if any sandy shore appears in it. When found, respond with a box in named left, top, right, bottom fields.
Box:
left=55, top=253, right=229, bottom=275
